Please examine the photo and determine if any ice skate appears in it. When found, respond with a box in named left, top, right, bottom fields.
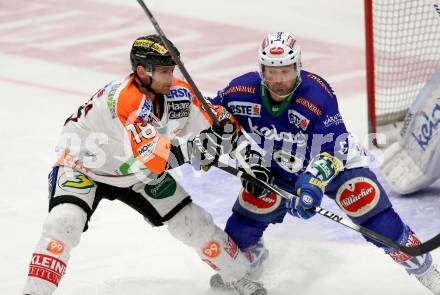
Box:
left=232, top=276, right=267, bottom=295
left=210, top=273, right=233, bottom=291
left=416, top=264, right=440, bottom=295
left=210, top=241, right=268, bottom=292
left=210, top=274, right=267, bottom=295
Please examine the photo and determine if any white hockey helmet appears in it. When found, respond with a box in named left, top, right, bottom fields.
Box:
left=258, top=32, right=302, bottom=74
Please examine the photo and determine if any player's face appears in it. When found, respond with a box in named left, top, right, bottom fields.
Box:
left=151, top=66, right=175, bottom=94
left=263, top=64, right=298, bottom=101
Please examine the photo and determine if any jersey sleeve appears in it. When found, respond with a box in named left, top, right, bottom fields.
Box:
left=209, top=83, right=236, bottom=114
left=116, top=80, right=171, bottom=175
left=312, top=95, right=348, bottom=158
left=305, top=81, right=349, bottom=184
left=208, top=92, right=224, bottom=106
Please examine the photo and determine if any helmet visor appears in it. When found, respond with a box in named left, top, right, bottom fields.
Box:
left=262, top=64, right=298, bottom=96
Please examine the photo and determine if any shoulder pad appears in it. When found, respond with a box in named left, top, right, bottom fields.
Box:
left=303, top=72, right=335, bottom=98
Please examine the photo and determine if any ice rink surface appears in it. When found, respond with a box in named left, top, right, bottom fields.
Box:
left=1, top=0, right=439, bottom=294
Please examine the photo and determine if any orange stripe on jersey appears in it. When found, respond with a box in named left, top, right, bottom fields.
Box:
left=116, top=75, right=171, bottom=174
left=117, top=76, right=144, bottom=125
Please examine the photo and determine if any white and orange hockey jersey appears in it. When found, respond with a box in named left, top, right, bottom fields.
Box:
left=56, top=74, right=231, bottom=187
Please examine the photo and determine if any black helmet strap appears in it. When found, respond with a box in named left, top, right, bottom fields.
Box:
left=133, top=67, right=156, bottom=95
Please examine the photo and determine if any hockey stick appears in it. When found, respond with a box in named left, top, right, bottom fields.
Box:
left=134, top=0, right=440, bottom=256
left=213, top=162, right=440, bottom=256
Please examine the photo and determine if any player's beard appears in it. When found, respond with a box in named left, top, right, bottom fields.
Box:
left=266, top=80, right=296, bottom=101
left=270, top=84, right=293, bottom=96
left=158, top=83, right=172, bottom=94
left=151, top=82, right=173, bottom=95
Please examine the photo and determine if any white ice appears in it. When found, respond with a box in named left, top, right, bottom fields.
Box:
left=1, top=1, right=439, bottom=295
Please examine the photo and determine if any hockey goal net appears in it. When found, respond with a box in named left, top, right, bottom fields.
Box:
left=365, top=0, right=440, bottom=140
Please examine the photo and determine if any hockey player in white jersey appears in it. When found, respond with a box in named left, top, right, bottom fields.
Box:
left=22, top=35, right=266, bottom=295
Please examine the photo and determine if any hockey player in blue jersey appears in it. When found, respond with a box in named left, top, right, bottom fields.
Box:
left=209, top=32, right=440, bottom=294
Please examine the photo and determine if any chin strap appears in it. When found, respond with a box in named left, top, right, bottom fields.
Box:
left=132, top=72, right=165, bottom=122
left=133, top=72, right=156, bottom=95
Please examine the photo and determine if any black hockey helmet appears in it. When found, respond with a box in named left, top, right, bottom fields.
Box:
left=130, top=34, right=179, bottom=73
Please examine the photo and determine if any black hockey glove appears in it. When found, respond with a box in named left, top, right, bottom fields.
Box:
left=240, top=149, right=273, bottom=197
left=167, top=138, right=191, bottom=169
left=191, top=119, right=238, bottom=169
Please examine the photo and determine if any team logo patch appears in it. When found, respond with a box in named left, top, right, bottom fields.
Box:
left=288, top=110, right=310, bottom=131
left=323, top=113, right=343, bottom=128
left=295, top=97, right=323, bottom=116
left=410, top=98, right=440, bottom=152
left=202, top=240, right=221, bottom=258
left=224, top=236, right=238, bottom=259
left=239, top=190, right=281, bottom=214
left=228, top=101, right=261, bottom=117
left=137, top=137, right=158, bottom=161
left=167, top=100, right=190, bottom=120
left=165, top=87, right=192, bottom=99
left=336, top=177, right=380, bottom=217
left=306, top=73, right=334, bottom=97
left=223, top=85, right=256, bottom=96
left=143, top=172, right=177, bottom=199
left=137, top=97, right=152, bottom=121
left=106, top=82, right=121, bottom=119
left=58, top=171, right=94, bottom=194
left=269, top=47, right=284, bottom=55
left=308, top=152, right=343, bottom=182
left=302, top=195, right=314, bottom=206
left=388, top=230, right=426, bottom=269
left=389, top=232, right=421, bottom=263
left=47, top=240, right=65, bottom=255
left=28, top=253, right=66, bottom=286
left=134, top=39, right=168, bottom=55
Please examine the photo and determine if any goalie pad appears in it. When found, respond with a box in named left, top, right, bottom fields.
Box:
left=380, top=69, right=440, bottom=194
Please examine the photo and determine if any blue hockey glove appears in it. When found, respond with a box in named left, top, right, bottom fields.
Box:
left=287, top=173, right=324, bottom=219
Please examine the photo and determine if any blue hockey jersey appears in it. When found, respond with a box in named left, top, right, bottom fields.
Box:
left=211, top=70, right=350, bottom=190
